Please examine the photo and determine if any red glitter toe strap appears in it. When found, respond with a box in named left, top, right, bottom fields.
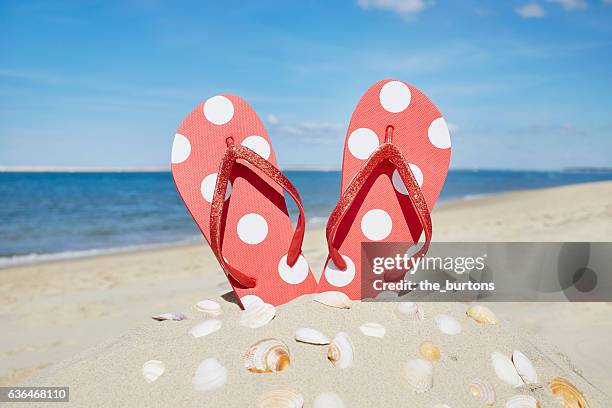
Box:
left=209, top=137, right=306, bottom=289
left=326, top=127, right=432, bottom=271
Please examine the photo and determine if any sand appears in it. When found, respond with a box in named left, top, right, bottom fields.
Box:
left=1, top=181, right=611, bottom=406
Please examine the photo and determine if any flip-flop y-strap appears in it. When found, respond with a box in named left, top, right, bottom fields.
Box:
left=209, top=137, right=306, bottom=289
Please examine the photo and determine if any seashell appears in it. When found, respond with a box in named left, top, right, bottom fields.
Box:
left=512, top=350, right=538, bottom=384
left=359, top=322, right=386, bottom=338
left=469, top=378, right=496, bottom=405
left=548, top=377, right=589, bottom=408
left=257, top=389, right=304, bottom=408
left=151, top=312, right=186, bottom=321
left=195, top=299, right=223, bottom=316
left=294, top=327, right=330, bottom=345
left=419, top=341, right=441, bottom=361
left=142, top=360, right=165, bottom=383
left=395, top=302, right=425, bottom=321
left=192, top=357, right=227, bottom=391
left=491, top=351, right=524, bottom=388
left=328, top=332, right=354, bottom=368
left=466, top=305, right=498, bottom=325
left=189, top=319, right=222, bottom=338
left=245, top=338, right=291, bottom=373
left=403, top=358, right=433, bottom=393
left=434, top=314, right=462, bottom=335
left=239, top=302, right=276, bottom=329
left=313, top=291, right=352, bottom=309
left=505, top=394, right=541, bottom=408
left=313, top=392, right=345, bottom=408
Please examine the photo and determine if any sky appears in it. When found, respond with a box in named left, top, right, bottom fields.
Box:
left=1, top=0, right=611, bottom=170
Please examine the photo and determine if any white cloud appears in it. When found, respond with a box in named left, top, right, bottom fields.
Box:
left=547, top=0, right=587, bottom=10
left=356, top=0, right=434, bottom=19
left=516, top=3, right=547, bottom=18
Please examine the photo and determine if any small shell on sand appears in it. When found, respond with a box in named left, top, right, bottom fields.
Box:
left=491, top=351, right=524, bottom=388
left=239, top=302, right=276, bottom=329
left=505, top=394, right=541, bottom=408
left=328, top=332, right=354, bottom=368
left=395, top=302, right=425, bottom=321
left=151, top=312, right=186, bottom=321
left=512, top=350, right=538, bottom=384
left=359, top=322, right=386, bottom=338
left=434, top=314, right=462, bottom=335
left=403, top=358, right=433, bottom=393
left=142, top=360, right=165, bottom=383
left=195, top=299, right=223, bottom=316
left=189, top=319, right=222, bottom=338
left=313, top=392, right=345, bottom=408
left=466, top=305, right=498, bottom=325
left=548, top=377, right=589, bottom=408
left=257, top=389, right=304, bottom=408
left=192, top=358, right=227, bottom=392
left=294, top=327, right=330, bottom=345
left=469, top=378, right=496, bottom=405
left=245, top=338, right=291, bottom=373
left=313, top=291, right=352, bottom=309
left=419, top=341, right=441, bottom=361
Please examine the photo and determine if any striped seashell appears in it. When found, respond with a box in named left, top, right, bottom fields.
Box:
left=245, top=338, right=291, bottom=373
left=548, top=377, right=589, bottom=408
left=239, top=302, right=276, bottom=329
left=194, top=299, right=223, bottom=316
left=395, top=302, right=425, bottom=321
left=505, top=394, right=541, bottom=408
left=257, top=389, right=304, bottom=408
left=328, top=332, right=354, bottom=368
left=469, top=378, right=496, bottom=405
left=403, top=359, right=433, bottom=393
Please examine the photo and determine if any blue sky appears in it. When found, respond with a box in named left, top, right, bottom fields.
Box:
left=1, top=0, right=611, bottom=170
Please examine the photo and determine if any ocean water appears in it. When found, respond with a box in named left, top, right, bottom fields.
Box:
left=1, top=170, right=612, bottom=266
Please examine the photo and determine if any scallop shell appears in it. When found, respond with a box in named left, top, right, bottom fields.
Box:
left=151, top=312, right=186, bottom=321
left=403, top=359, right=433, bottom=393
left=328, top=332, right=354, bottom=368
left=195, top=299, right=223, bottom=316
left=294, top=327, right=330, bottom=345
left=257, top=389, right=304, bottom=408
left=359, top=322, right=386, bottom=338
left=245, top=338, right=291, bottom=373
left=548, top=377, right=589, bottom=408
left=469, top=378, right=496, bottom=405
left=419, top=341, right=441, bottom=362
left=192, top=357, right=227, bottom=391
left=491, top=351, right=524, bottom=388
left=505, top=394, right=541, bottom=408
left=466, top=305, right=498, bottom=325
left=395, top=302, right=425, bottom=321
left=142, top=360, right=165, bottom=383
left=239, top=302, right=276, bottom=329
left=313, top=291, right=352, bottom=309
left=512, top=350, right=538, bottom=384
left=434, top=314, right=462, bottom=335
left=313, top=392, right=345, bottom=408
left=189, top=319, right=222, bottom=338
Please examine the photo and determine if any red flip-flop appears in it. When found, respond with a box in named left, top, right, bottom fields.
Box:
left=316, top=80, right=452, bottom=299
left=171, top=94, right=317, bottom=307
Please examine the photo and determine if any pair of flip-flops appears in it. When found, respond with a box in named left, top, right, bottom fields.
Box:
left=171, top=79, right=451, bottom=308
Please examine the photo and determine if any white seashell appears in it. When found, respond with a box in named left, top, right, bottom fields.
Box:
left=189, top=319, right=222, bottom=338
left=294, top=327, right=330, bottom=345
left=151, top=312, right=186, bottom=321
left=403, top=358, right=433, bottom=393
left=359, top=322, right=386, bottom=338
left=195, top=299, right=223, bottom=316
left=491, top=351, right=524, bottom=388
left=512, top=350, right=538, bottom=384
left=395, top=302, right=425, bottom=321
left=245, top=338, right=291, bottom=373
left=239, top=302, right=276, bottom=329
left=313, top=291, right=352, bottom=309
left=327, top=332, right=354, bottom=368
left=192, top=357, right=227, bottom=391
left=313, top=392, right=345, bottom=408
left=505, top=394, right=540, bottom=408
left=466, top=305, right=498, bottom=324
left=469, top=378, right=496, bottom=405
left=142, top=360, right=165, bottom=383
left=257, top=389, right=304, bottom=408
left=434, top=314, right=462, bottom=335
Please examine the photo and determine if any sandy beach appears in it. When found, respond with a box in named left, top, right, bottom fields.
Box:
left=1, top=181, right=611, bottom=406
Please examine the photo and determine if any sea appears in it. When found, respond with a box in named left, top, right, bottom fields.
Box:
left=2, top=170, right=612, bottom=267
